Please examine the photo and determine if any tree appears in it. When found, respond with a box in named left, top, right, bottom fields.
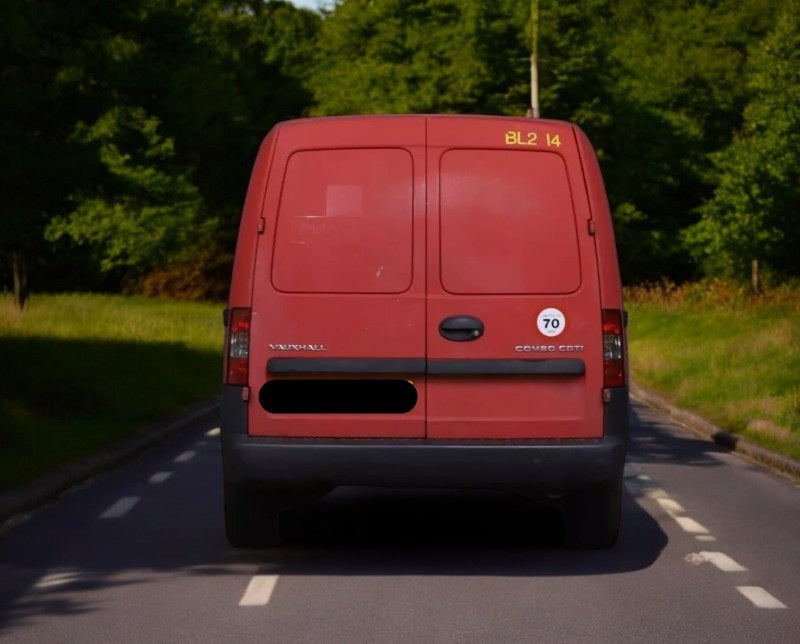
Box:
left=123, top=0, right=321, bottom=296
left=137, top=0, right=321, bottom=225
left=1, top=0, right=322, bottom=302
left=686, top=4, right=800, bottom=279
left=0, top=1, right=93, bottom=307
left=304, top=0, right=774, bottom=283
left=593, top=0, right=784, bottom=283
left=307, top=0, right=531, bottom=115
left=45, top=106, right=208, bottom=273
left=5, top=0, right=796, bottom=294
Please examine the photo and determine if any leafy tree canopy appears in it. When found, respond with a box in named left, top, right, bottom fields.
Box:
left=45, top=106, right=208, bottom=273
left=686, top=3, right=800, bottom=279
left=308, top=0, right=530, bottom=115
left=2, top=0, right=799, bottom=299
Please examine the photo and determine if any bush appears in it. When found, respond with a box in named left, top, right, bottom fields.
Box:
left=137, top=243, right=232, bottom=301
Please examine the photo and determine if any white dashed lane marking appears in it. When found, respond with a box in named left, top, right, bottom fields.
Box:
left=736, top=586, right=788, bottom=609
left=99, top=496, right=139, bottom=519
left=149, top=472, right=172, bottom=484
left=173, top=450, right=196, bottom=463
left=626, top=461, right=788, bottom=610
left=239, top=575, right=280, bottom=607
left=205, top=427, right=221, bottom=437
left=685, top=551, right=747, bottom=572
left=674, top=516, right=711, bottom=535
left=35, top=570, right=81, bottom=590
left=654, top=496, right=684, bottom=514
left=642, top=488, right=713, bottom=537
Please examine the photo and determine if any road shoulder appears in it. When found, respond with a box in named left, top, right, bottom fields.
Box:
left=0, top=400, right=219, bottom=527
left=630, top=381, right=800, bottom=485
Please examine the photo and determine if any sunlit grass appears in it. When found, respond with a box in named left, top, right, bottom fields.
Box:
left=4, top=285, right=798, bottom=488
left=625, top=281, right=800, bottom=460
left=0, top=293, right=221, bottom=350
left=0, top=293, right=223, bottom=489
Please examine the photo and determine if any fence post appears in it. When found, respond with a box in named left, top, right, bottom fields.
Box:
left=751, top=259, right=760, bottom=295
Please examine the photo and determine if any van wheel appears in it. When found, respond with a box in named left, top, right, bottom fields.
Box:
left=224, top=481, right=282, bottom=548
left=562, top=476, right=622, bottom=549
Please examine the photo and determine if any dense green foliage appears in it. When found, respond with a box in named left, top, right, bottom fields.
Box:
left=44, top=106, right=208, bottom=272
left=2, top=0, right=798, bottom=304
left=309, top=0, right=530, bottom=115
left=1, top=0, right=321, bottom=304
left=686, top=3, right=800, bottom=279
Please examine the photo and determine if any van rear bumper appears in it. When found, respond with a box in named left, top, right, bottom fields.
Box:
left=221, top=387, right=629, bottom=493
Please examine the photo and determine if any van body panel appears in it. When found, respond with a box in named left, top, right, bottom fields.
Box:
left=425, top=117, right=603, bottom=439
left=438, top=148, right=581, bottom=295
left=239, top=115, right=614, bottom=441
left=573, top=126, right=624, bottom=309
left=248, top=117, right=427, bottom=438
left=228, top=132, right=278, bottom=308
left=272, top=147, right=415, bottom=294
left=572, top=126, right=629, bottom=379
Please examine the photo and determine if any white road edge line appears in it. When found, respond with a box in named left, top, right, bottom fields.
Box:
left=239, top=575, right=280, bottom=607
left=173, top=450, right=196, bottom=463
left=149, top=472, right=173, bottom=484
left=736, top=586, right=788, bottom=609
left=99, top=496, right=139, bottom=519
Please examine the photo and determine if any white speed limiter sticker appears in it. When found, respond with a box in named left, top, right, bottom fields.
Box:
left=536, top=307, right=566, bottom=337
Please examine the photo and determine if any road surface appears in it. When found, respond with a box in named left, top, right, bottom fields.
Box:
left=1, top=401, right=798, bottom=642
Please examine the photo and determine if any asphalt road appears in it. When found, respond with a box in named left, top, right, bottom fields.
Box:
left=1, top=402, right=798, bottom=643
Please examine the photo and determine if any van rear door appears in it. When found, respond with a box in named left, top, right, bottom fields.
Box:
left=249, top=117, right=426, bottom=438
left=425, top=117, right=604, bottom=439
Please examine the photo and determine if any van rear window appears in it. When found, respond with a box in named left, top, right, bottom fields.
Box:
left=272, top=148, right=413, bottom=294
left=439, top=150, right=581, bottom=294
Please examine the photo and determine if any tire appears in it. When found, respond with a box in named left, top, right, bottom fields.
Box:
left=562, top=475, right=622, bottom=549
left=224, top=481, right=282, bottom=548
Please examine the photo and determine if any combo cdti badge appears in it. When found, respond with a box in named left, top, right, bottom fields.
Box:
left=222, top=114, right=629, bottom=548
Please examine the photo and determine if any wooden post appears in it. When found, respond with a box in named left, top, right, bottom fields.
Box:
left=751, top=259, right=760, bottom=295
left=11, top=248, right=29, bottom=310
left=529, top=0, right=539, bottom=118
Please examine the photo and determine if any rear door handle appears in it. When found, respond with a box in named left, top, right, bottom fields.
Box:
left=439, top=315, right=484, bottom=342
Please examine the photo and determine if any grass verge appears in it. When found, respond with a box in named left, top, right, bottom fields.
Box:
left=4, top=284, right=798, bottom=489
left=0, top=293, right=222, bottom=489
left=625, top=280, right=800, bottom=461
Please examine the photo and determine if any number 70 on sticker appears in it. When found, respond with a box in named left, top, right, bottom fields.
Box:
left=536, top=308, right=566, bottom=337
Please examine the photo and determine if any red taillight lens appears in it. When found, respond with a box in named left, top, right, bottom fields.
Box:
left=602, top=309, right=625, bottom=388
left=225, top=307, right=251, bottom=386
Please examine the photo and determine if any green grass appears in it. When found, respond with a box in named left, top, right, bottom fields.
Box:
left=625, top=281, right=800, bottom=461
left=0, top=293, right=223, bottom=489
left=4, top=285, right=798, bottom=489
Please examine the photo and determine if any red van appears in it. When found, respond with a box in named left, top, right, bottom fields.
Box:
left=222, top=115, right=628, bottom=548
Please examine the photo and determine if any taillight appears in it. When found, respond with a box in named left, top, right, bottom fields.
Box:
left=225, top=307, right=251, bottom=386
left=602, top=309, right=625, bottom=388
